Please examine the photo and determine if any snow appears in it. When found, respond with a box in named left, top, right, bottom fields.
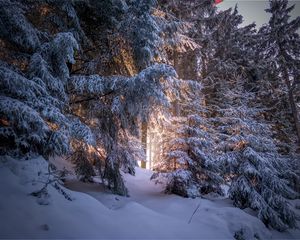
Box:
left=0, top=156, right=299, bottom=239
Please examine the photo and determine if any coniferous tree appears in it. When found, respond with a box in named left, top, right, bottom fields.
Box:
left=151, top=75, right=224, bottom=198
left=155, top=2, right=300, bottom=230
left=0, top=0, right=179, bottom=196
left=217, top=89, right=299, bottom=231
left=259, top=0, right=300, bottom=145
left=0, top=0, right=299, bottom=230
left=0, top=1, right=94, bottom=158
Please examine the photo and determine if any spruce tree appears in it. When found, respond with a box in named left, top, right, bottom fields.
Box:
left=0, top=0, right=180, bottom=196
left=192, top=3, right=299, bottom=230
left=259, top=0, right=300, bottom=145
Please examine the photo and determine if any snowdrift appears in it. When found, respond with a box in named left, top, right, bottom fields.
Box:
left=0, top=156, right=299, bottom=239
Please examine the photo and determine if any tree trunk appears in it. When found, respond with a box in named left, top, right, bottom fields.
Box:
left=288, top=89, right=300, bottom=144
left=141, top=122, right=147, bottom=168
left=282, top=68, right=300, bottom=145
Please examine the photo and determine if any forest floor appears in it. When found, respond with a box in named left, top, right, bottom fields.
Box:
left=0, top=156, right=299, bottom=239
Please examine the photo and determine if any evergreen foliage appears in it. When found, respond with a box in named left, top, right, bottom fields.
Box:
left=163, top=114, right=223, bottom=198
left=259, top=0, right=300, bottom=146
left=69, top=63, right=177, bottom=194
left=217, top=104, right=299, bottom=231
left=152, top=79, right=223, bottom=198
left=0, top=0, right=299, bottom=231
left=0, top=0, right=40, bottom=51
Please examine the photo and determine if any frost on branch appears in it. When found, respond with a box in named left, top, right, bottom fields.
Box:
left=28, top=32, right=79, bottom=103
left=0, top=30, right=93, bottom=158
left=69, top=63, right=177, bottom=125
left=217, top=106, right=299, bottom=231
left=0, top=63, right=68, bottom=156
left=68, top=63, right=177, bottom=195
left=162, top=115, right=223, bottom=198
left=152, top=77, right=223, bottom=198
left=0, top=96, right=69, bottom=156
left=0, top=0, right=40, bottom=51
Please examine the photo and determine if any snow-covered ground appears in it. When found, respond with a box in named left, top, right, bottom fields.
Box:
left=0, top=156, right=299, bottom=239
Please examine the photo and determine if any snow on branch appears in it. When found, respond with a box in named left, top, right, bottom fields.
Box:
left=0, top=0, right=40, bottom=51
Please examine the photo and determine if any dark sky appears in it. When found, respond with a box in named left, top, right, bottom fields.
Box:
left=217, top=0, right=300, bottom=28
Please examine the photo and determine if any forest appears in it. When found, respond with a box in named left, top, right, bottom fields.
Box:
left=0, top=0, right=300, bottom=239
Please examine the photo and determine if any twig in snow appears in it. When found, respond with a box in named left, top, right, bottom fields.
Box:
left=188, top=202, right=201, bottom=224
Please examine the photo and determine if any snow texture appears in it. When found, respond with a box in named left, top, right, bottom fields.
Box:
left=0, top=156, right=299, bottom=239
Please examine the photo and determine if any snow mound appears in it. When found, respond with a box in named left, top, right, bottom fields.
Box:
left=0, top=156, right=299, bottom=239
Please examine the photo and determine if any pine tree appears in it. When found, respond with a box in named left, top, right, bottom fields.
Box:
left=68, top=63, right=177, bottom=194
left=1, top=1, right=299, bottom=230
left=0, top=26, right=94, bottom=158
left=151, top=75, right=224, bottom=198
left=218, top=102, right=298, bottom=231
left=259, top=0, right=300, bottom=145
left=191, top=3, right=299, bottom=230
left=0, top=0, right=184, bottom=196
left=66, top=0, right=195, bottom=194
left=163, top=114, right=223, bottom=198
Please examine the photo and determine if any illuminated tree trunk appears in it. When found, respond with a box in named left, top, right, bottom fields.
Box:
left=141, top=122, right=147, bottom=168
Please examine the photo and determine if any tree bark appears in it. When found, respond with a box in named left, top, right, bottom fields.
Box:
left=141, top=122, right=147, bottom=168
left=288, top=89, right=300, bottom=145
left=282, top=67, right=300, bottom=145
